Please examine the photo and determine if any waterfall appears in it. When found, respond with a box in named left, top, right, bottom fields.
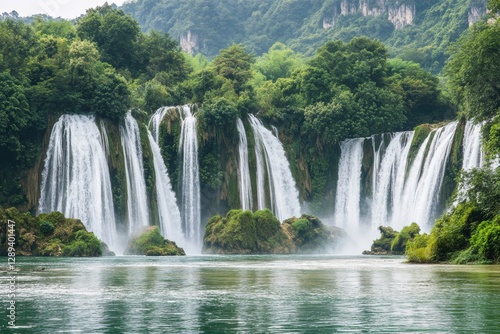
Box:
left=120, top=112, right=150, bottom=235
left=250, top=116, right=267, bottom=210
left=334, top=122, right=463, bottom=234
left=38, top=115, right=118, bottom=250
left=147, top=131, right=184, bottom=243
left=371, top=132, right=414, bottom=228
left=334, top=138, right=364, bottom=231
left=248, top=114, right=301, bottom=222
left=179, top=106, right=201, bottom=244
left=150, top=106, right=175, bottom=143
left=237, top=118, right=253, bottom=211
left=462, top=121, right=484, bottom=171
left=406, top=122, right=458, bottom=227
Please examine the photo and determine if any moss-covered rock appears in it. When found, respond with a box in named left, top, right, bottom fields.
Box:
left=0, top=208, right=105, bottom=257
left=203, top=210, right=346, bottom=254
left=363, top=226, right=399, bottom=255
left=125, top=226, right=185, bottom=256
left=284, top=214, right=348, bottom=253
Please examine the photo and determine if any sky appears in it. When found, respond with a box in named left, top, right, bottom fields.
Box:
left=0, top=0, right=129, bottom=19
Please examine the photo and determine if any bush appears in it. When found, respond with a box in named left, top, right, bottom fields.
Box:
left=391, top=223, right=420, bottom=253
left=371, top=226, right=398, bottom=253
left=126, top=226, right=185, bottom=256
left=253, top=209, right=281, bottom=241
left=405, top=234, right=432, bottom=263
left=39, top=221, right=56, bottom=236
left=291, top=219, right=313, bottom=240
left=469, top=218, right=500, bottom=263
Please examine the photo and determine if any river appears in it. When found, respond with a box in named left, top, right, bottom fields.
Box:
left=3, top=255, right=500, bottom=333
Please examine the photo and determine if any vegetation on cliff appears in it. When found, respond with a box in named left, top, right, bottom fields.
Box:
left=203, top=209, right=347, bottom=254
left=0, top=208, right=108, bottom=256
left=125, top=226, right=185, bottom=256
left=121, top=0, right=479, bottom=73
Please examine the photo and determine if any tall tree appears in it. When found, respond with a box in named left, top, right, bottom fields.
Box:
left=76, top=4, right=140, bottom=71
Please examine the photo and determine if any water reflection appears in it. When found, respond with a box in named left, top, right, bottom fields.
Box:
left=5, top=256, right=500, bottom=333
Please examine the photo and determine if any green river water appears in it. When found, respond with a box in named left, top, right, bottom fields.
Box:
left=2, top=255, right=500, bottom=333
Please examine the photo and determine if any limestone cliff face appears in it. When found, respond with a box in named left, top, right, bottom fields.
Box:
left=468, top=2, right=487, bottom=26
left=387, top=2, right=415, bottom=29
left=180, top=30, right=201, bottom=55
left=323, top=0, right=415, bottom=29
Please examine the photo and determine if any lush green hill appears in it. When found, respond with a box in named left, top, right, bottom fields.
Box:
left=121, top=0, right=486, bottom=73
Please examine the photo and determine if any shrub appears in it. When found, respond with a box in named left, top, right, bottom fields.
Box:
left=469, top=218, right=500, bottom=263
left=405, top=234, right=432, bottom=263
left=391, top=223, right=420, bottom=253
left=40, top=221, right=56, bottom=236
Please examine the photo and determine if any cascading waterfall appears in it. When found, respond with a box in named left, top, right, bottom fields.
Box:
left=150, top=106, right=175, bottom=143
left=334, top=121, right=465, bottom=235
left=250, top=116, right=267, bottom=211
left=179, top=106, right=201, bottom=244
left=147, top=131, right=184, bottom=242
left=333, top=138, right=364, bottom=231
left=236, top=118, right=253, bottom=211
left=120, top=112, right=150, bottom=235
left=462, top=121, right=484, bottom=171
left=404, top=122, right=458, bottom=227
left=249, top=114, right=301, bottom=222
left=370, top=132, right=414, bottom=228
left=38, top=115, right=118, bottom=250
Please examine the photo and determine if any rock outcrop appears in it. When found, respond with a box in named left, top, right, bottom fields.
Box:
left=203, top=209, right=348, bottom=254
left=322, top=0, right=416, bottom=29
left=125, top=226, right=185, bottom=256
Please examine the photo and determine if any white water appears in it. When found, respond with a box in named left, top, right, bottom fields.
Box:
left=150, top=106, right=176, bottom=144
left=334, top=122, right=463, bottom=237
left=462, top=121, right=484, bottom=171
left=249, top=114, right=301, bottom=222
left=370, top=132, right=414, bottom=228
left=179, top=106, right=201, bottom=246
left=236, top=118, right=253, bottom=211
left=408, top=122, right=458, bottom=227
left=120, top=112, right=150, bottom=236
left=334, top=138, right=364, bottom=233
left=38, top=115, right=118, bottom=250
left=249, top=116, right=267, bottom=210
left=147, top=131, right=184, bottom=243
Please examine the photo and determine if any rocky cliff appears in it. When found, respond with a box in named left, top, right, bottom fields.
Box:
left=323, top=0, right=415, bottom=29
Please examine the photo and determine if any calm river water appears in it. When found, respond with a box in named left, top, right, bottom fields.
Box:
left=2, top=255, right=500, bottom=333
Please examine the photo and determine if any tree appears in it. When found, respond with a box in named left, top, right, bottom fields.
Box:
left=0, top=20, right=37, bottom=75
left=0, top=71, right=31, bottom=156
left=445, top=21, right=500, bottom=120
left=213, top=44, right=254, bottom=94
left=310, top=37, right=388, bottom=90
left=253, top=42, right=304, bottom=82
left=32, top=17, right=76, bottom=39
left=354, top=82, right=406, bottom=134
left=76, top=4, right=140, bottom=71
left=134, top=30, right=192, bottom=83
left=387, top=58, right=449, bottom=127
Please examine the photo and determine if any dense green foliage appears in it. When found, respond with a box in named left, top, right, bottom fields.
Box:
left=0, top=6, right=189, bottom=208
left=0, top=208, right=104, bottom=256
left=125, top=226, right=186, bottom=256
left=122, top=0, right=481, bottom=73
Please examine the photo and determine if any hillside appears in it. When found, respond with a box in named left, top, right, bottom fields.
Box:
left=121, top=0, right=487, bottom=73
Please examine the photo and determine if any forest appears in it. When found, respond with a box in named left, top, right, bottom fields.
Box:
left=121, top=0, right=484, bottom=73
left=0, top=0, right=499, bottom=263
